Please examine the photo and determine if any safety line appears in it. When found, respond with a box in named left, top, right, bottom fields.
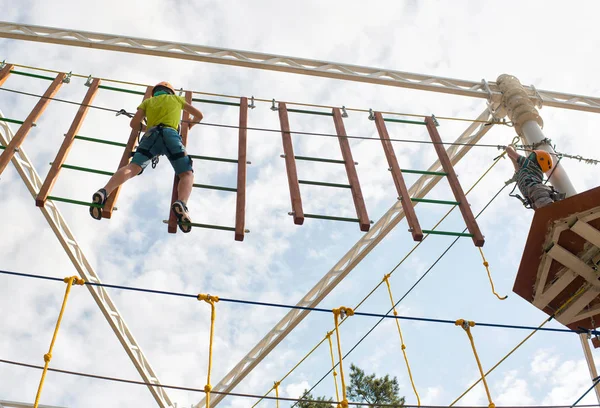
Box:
left=7, top=61, right=492, bottom=124
left=2, top=358, right=597, bottom=408
left=572, top=376, right=600, bottom=407
left=0, top=86, right=597, bottom=164
left=0, top=269, right=591, bottom=335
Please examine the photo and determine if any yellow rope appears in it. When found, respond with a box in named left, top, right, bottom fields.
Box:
left=198, top=293, right=220, bottom=408
left=33, top=276, right=84, bottom=408
left=450, top=285, right=587, bottom=406
left=383, top=275, right=421, bottom=406
left=326, top=331, right=342, bottom=403
left=332, top=307, right=354, bottom=408
left=455, top=320, right=495, bottom=408
left=478, top=248, right=507, bottom=300
left=274, top=381, right=280, bottom=408
left=9, top=61, right=493, bottom=123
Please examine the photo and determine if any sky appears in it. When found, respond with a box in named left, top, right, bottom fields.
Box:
left=1, top=1, right=600, bottom=407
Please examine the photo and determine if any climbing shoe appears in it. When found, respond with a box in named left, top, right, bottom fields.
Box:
left=171, top=200, right=192, bottom=233
left=89, top=188, right=107, bottom=220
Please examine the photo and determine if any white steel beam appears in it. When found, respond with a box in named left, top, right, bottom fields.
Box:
left=0, top=112, right=173, bottom=408
left=0, top=401, right=65, bottom=408
left=198, top=107, right=497, bottom=408
left=1, top=21, right=600, bottom=113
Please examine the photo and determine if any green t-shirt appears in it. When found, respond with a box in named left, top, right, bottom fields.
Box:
left=138, top=94, right=186, bottom=130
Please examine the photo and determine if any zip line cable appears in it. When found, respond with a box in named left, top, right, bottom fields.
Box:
left=0, top=86, right=597, bottom=164
left=6, top=61, right=491, bottom=124
left=0, top=268, right=588, bottom=335
left=0, top=358, right=599, bottom=408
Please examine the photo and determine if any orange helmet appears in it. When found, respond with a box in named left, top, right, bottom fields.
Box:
left=533, top=150, right=553, bottom=172
left=153, top=81, right=175, bottom=96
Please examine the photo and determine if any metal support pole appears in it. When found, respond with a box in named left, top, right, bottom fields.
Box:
left=498, top=73, right=596, bottom=403
left=497, top=75, right=576, bottom=196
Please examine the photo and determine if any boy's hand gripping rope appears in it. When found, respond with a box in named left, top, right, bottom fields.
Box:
left=34, top=276, right=85, bottom=408
left=332, top=307, right=354, bottom=408
left=477, top=249, right=507, bottom=300
left=198, top=293, right=220, bottom=408
left=383, top=274, right=421, bottom=406
left=455, top=319, right=495, bottom=408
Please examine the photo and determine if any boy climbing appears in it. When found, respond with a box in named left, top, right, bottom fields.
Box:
left=505, top=145, right=564, bottom=210
left=89, top=81, right=204, bottom=233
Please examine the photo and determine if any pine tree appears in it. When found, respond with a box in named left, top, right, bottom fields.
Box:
left=297, top=390, right=334, bottom=408
left=346, top=364, right=405, bottom=407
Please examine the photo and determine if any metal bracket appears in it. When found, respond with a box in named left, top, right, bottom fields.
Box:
left=270, top=98, right=278, bottom=111
left=341, top=106, right=348, bottom=118
left=431, top=114, right=439, bottom=127
left=368, top=108, right=375, bottom=120
left=85, top=75, right=93, bottom=87
left=62, top=71, right=72, bottom=84
left=178, top=88, right=184, bottom=96
left=0, top=60, right=5, bottom=69
left=249, top=96, right=256, bottom=109
left=531, top=84, right=543, bottom=109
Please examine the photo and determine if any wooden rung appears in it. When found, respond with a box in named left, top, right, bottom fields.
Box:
left=278, top=102, right=304, bottom=225
left=424, top=116, right=485, bottom=247
left=332, top=107, right=370, bottom=232
left=0, top=63, right=14, bottom=87
left=36, top=78, right=101, bottom=207
left=374, top=112, right=422, bottom=241
left=235, top=97, right=248, bottom=241
left=0, top=72, right=66, bottom=177
left=167, top=91, right=193, bottom=233
left=102, top=86, right=153, bottom=219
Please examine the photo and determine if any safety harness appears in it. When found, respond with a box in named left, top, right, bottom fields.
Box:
left=506, top=153, right=565, bottom=209
left=135, top=124, right=186, bottom=169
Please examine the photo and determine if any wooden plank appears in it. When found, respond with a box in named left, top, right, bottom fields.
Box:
left=332, top=108, right=370, bottom=232
left=235, top=97, right=248, bottom=241
left=374, top=112, right=422, bottom=240
left=558, top=288, right=600, bottom=325
left=0, top=63, right=14, bottom=87
left=548, top=244, right=600, bottom=289
left=424, top=116, right=484, bottom=246
left=167, top=91, right=193, bottom=233
left=278, top=102, right=304, bottom=225
left=533, top=267, right=577, bottom=308
left=102, top=86, right=153, bottom=218
left=0, top=72, right=66, bottom=176
left=36, top=78, right=101, bottom=207
left=571, top=220, right=600, bottom=249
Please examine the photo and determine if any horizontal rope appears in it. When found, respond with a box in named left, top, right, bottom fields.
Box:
left=1, top=358, right=599, bottom=408
left=0, top=269, right=594, bottom=335
left=0, top=86, right=597, bottom=164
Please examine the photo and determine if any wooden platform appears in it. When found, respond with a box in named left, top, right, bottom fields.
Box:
left=514, top=186, right=600, bottom=331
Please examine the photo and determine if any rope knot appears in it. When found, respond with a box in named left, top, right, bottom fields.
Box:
left=455, top=319, right=475, bottom=330
left=198, top=293, right=220, bottom=303
left=332, top=306, right=354, bottom=318
left=43, top=353, right=52, bottom=362
left=382, top=273, right=391, bottom=282
left=204, top=384, right=212, bottom=393
left=393, top=310, right=398, bottom=316
left=401, top=344, right=406, bottom=350
left=273, top=381, right=281, bottom=388
left=341, top=399, right=349, bottom=408
left=489, top=403, right=495, bottom=408
left=483, top=261, right=489, bottom=267
left=333, top=371, right=338, bottom=376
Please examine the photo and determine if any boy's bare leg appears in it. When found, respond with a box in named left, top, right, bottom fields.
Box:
left=104, top=162, right=142, bottom=196
left=177, top=170, right=194, bottom=204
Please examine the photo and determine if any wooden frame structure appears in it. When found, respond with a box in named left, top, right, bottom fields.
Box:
left=514, top=186, right=600, bottom=331
left=235, top=97, right=248, bottom=241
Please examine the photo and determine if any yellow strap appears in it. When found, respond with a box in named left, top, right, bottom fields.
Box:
left=383, top=275, right=421, bottom=406
left=454, top=320, right=495, bottom=408
left=478, top=248, right=507, bottom=300
left=332, top=307, right=354, bottom=408
left=198, top=294, right=220, bottom=408
left=326, top=331, right=341, bottom=403
left=34, top=276, right=84, bottom=408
